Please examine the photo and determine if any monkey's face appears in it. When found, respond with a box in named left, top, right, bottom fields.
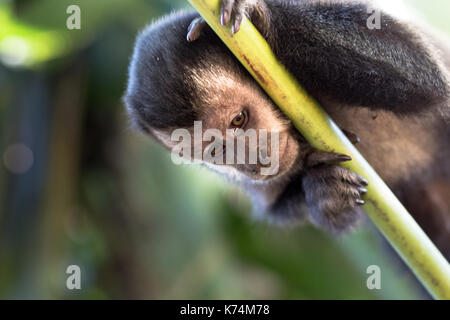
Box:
left=151, top=72, right=305, bottom=183
left=125, top=23, right=306, bottom=182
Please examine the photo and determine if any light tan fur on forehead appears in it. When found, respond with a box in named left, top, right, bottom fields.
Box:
left=187, top=64, right=243, bottom=106
left=186, top=63, right=291, bottom=132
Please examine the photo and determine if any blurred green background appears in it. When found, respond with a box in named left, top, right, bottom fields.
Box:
left=0, top=0, right=448, bottom=299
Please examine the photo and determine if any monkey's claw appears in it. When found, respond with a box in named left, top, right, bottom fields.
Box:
left=342, top=129, right=360, bottom=144
left=221, top=0, right=235, bottom=26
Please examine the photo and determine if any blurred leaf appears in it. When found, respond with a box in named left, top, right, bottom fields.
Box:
left=0, top=5, right=67, bottom=66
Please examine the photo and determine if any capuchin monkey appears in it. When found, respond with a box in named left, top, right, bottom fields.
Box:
left=124, top=0, right=450, bottom=258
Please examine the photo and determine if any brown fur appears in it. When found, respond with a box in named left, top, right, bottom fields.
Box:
left=124, top=0, right=450, bottom=258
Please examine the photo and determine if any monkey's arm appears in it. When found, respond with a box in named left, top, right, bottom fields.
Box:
left=190, top=0, right=449, bottom=113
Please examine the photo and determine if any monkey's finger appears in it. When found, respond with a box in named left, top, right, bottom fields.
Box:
left=342, top=129, right=360, bottom=144
left=187, top=17, right=207, bottom=42
left=358, top=187, right=368, bottom=195
left=221, top=0, right=235, bottom=26
left=232, top=12, right=243, bottom=34
left=306, top=151, right=352, bottom=167
left=358, top=176, right=369, bottom=187
left=341, top=184, right=366, bottom=206
left=339, top=168, right=369, bottom=188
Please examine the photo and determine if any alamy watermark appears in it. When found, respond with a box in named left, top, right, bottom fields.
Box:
left=66, top=5, right=81, bottom=30
left=66, top=265, right=81, bottom=290
left=170, top=121, right=280, bottom=176
left=366, top=265, right=381, bottom=290
left=367, top=7, right=382, bottom=30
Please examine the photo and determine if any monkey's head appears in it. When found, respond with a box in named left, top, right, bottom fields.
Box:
left=124, top=12, right=306, bottom=183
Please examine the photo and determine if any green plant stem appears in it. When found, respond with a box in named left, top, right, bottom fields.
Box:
left=188, top=0, right=450, bottom=299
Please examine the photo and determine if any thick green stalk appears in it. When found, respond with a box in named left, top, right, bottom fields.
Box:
left=188, top=0, right=450, bottom=299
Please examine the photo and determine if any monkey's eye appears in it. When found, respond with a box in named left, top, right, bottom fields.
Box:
left=230, top=111, right=248, bottom=128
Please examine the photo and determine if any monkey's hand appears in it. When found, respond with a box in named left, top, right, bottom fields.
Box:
left=187, top=0, right=271, bottom=42
left=302, top=151, right=368, bottom=233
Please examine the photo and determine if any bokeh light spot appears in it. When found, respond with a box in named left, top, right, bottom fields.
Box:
left=3, top=143, right=34, bottom=174
left=0, top=36, right=30, bottom=67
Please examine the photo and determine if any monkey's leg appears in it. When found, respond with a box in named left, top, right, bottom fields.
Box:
left=303, top=150, right=368, bottom=233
